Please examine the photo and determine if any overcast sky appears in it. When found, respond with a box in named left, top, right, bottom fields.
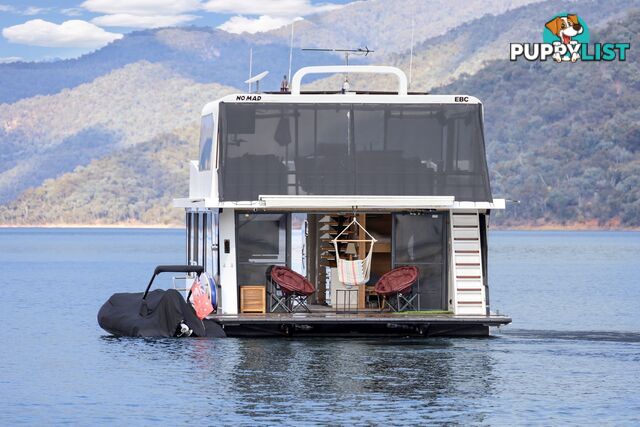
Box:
left=0, top=0, right=351, bottom=62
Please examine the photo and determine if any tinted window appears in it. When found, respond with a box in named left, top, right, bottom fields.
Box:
left=218, top=103, right=492, bottom=201
left=199, top=114, right=214, bottom=171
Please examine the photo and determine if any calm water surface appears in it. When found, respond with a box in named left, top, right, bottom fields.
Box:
left=0, top=229, right=639, bottom=425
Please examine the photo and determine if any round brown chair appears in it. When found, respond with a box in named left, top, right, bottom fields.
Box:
left=267, top=266, right=316, bottom=312
left=374, top=266, right=420, bottom=311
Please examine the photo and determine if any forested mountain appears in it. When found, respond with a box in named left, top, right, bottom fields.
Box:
left=0, top=126, right=197, bottom=225
left=0, top=62, right=236, bottom=202
left=3, top=0, right=536, bottom=208
left=437, top=10, right=640, bottom=227
left=0, top=0, right=638, bottom=227
left=0, top=0, right=537, bottom=104
left=0, top=28, right=338, bottom=104
left=265, top=0, right=542, bottom=56
left=305, top=0, right=631, bottom=92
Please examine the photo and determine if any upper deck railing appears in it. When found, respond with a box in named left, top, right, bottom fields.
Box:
left=290, top=66, right=409, bottom=96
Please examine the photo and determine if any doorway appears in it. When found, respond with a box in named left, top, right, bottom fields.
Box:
left=235, top=213, right=289, bottom=287
left=393, top=213, right=448, bottom=310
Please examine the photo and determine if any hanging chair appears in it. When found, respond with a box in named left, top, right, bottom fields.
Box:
left=332, top=217, right=377, bottom=286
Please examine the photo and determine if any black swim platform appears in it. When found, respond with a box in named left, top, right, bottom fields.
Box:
left=206, top=311, right=511, bottom=338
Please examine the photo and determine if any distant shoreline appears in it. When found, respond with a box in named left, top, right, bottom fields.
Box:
left=0, top=223, right=182, bottom=230
left=494, top=225, right=640, bottom=232
left=0, top=223, right=638, bottom=232
left=492, top=220, right=640, bottom=232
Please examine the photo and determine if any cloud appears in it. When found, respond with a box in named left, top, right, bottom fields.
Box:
left=2, top=19, right=123, bottom=48
left=203, top=0, right=343, bottom=17
left=81, top=0, right=201, bottom=16
left=218, top=15, right=293, bottom=34
left=23, top=6, right=49, bottom=16
left=81, top=0, right=202, bottom=29
left=61, top=8, right=84, bottom=17
left=0, top=56, right=23, bottom=63
left=212, top=0, right=342, bottom=34
left=0, top=4, right=52, bottom=15
left=92, top=13, right=198, bottom=29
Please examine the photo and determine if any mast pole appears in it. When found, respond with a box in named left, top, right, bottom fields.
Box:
left=409, top=19, right=414, bottom=90
left=288, top=21, right=295, bottom=82
left=248, top=47, right=253, bottom=92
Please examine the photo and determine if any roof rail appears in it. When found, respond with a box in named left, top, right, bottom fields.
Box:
left=290, top=65, right=408, bottom=96
left=264, top=90, right=429, bottom=95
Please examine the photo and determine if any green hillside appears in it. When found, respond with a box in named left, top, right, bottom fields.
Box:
left=266, top=0, right=542, bottom=56
left=3, top=0, right=535, bottom=207
left=2, top=0, right=532, bottom=105
left=305, top=0, right=631, bottom=92
left=437, top=10, right=640, bottom=227
left=0, top=62, right=235, bottom=203
left=0, top=126, right=197, bottom=226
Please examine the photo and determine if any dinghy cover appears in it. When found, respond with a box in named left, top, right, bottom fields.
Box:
left=98, top=289, right=215, bottom=337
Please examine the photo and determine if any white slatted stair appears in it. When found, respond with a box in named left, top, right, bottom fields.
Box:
left=450, top=212, right=486, bottom=315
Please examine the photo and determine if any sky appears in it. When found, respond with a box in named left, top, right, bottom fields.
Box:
left=0, top=0, right=352, bottom=62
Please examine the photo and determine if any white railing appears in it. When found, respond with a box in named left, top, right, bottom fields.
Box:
left=258, top=195, right=454, bottom=209
left=290, top=65, right=408, bottom=96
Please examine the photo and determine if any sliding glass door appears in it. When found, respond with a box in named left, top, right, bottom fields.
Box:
left=393, top=213, right=448, bottom=310
left=235, top=213, right=289, bottom=287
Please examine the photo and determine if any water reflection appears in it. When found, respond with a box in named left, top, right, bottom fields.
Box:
left=222, top=338, right=497, bottom=423
left=92, top=331, right=640, bottom=424
left=96, top=336, right=498, bottom=423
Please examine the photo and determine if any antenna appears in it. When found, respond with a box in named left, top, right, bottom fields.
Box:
left=409, top=19, right=415, bottom=89
left=248, top=47, right=253, bottom=92
left=302, top=47, right=374, bottom=66
left=245, top=70, right=269, bottom=93
left=288, top=20, right=295, bottom=82
left=301, top=47, right=374, bottom=91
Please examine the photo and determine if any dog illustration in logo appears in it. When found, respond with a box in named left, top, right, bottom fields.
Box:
left=545, top=14, right=584, bottom=62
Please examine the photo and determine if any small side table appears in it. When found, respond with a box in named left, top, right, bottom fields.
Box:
left=240, top=285, right=266, bottom=313
left=335, top=287, right=359, bottom=313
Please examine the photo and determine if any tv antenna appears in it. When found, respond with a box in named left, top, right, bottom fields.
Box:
left=409, top=19, right=415, bottom=89
left=301, top=47, right=374, bottom=92
left=245, top=70, right=269, bottom=93
left=301, top=46, right=374, bottom=66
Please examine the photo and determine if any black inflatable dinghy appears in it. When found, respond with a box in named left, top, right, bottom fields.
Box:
left=98, top=265, right=225, bottom=338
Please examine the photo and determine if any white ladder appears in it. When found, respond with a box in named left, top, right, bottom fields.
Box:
left=450, top=212, right=486, bottom=315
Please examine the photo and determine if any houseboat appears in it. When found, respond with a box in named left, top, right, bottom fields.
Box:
left=173, top=65, right=511, bottom=337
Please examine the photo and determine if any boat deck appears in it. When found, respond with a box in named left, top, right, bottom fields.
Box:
left=207, top=311, right=512, bottom=338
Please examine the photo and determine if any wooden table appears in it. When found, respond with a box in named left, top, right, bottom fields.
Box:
left=240, top=285, right=266, bottom=313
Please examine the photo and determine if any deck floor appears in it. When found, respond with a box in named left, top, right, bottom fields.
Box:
left=209, top=311, right=512, bottom=327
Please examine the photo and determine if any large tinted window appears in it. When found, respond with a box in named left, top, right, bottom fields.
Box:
left=218, top=102, right=492, bottom=201
left=199, top=114, right=214, bottom=171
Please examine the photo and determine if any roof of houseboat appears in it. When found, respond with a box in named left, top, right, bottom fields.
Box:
left=263, top=90, right=430, bottom=95
left=200, top=66, right=481, bottom=115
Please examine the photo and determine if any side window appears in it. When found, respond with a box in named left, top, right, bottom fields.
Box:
left=199, top=114, right=214, bottom=171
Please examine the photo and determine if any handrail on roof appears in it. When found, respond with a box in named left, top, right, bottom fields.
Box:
left=290, top=65, right=408, bottom=96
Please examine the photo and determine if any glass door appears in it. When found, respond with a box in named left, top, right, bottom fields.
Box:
left=393, top=213, right=448, bottom=310
left=235, top=213, right=289, bottom=287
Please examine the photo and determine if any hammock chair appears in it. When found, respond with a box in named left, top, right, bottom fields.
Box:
left=332, top=217, right=377, bottom=286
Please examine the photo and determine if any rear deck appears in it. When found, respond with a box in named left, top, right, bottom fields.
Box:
left=206, top=311, right=512, bottom=338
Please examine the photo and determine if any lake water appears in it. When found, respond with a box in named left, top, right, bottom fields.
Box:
left=0, top=228, right=639, bottom=425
